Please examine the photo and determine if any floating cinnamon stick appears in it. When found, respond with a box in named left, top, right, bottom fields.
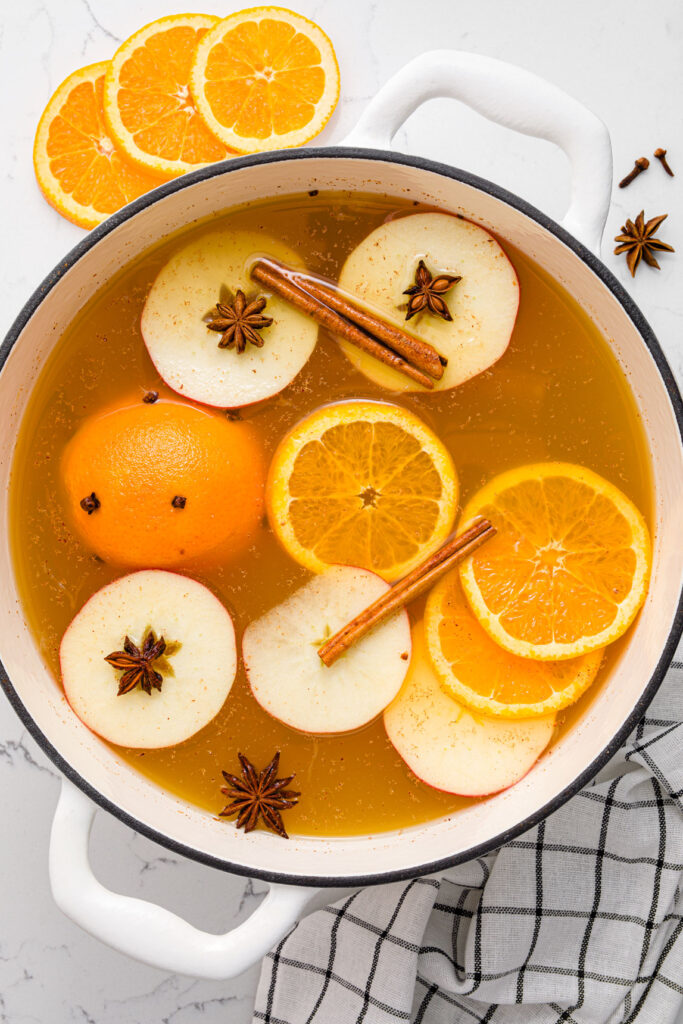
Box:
left=317, top=518, right=496, bottom=667
left=263, top=258, right=446, bottom=380
left=250, top=259, right=440, bottom=389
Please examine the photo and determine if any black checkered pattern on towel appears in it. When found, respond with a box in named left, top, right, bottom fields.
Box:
left=253, top=653, right=683, bottom=1024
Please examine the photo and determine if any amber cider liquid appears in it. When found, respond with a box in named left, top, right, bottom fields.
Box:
left=9, top=192, right=652, bottom=836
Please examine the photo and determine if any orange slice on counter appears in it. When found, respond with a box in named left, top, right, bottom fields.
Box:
left=425, top=571, right=603, bottom=718
left=103, top=14, right=231, bottom=177
left=189, top=7, right=340, bottom=153
left=267, top=401, right=458, bottom=580
left=33, top=62, right=168, bottom=229
left=459, top=463, right=651, bottom=660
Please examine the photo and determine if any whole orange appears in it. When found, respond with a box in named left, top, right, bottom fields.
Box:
left=61, top=398, right=265, bottom=567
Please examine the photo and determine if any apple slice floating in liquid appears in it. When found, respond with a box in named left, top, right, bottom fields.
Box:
left=141, top=230, right=319, bottom=408
left=243, top=566, right=411, bottom=734
left=339, top=212, right=520, bottom=392
left=384, top=627, right=555, bottom=796
left=60, top=570, right=237, bottom=748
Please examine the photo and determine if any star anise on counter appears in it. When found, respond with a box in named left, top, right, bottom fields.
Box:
left=613, top=211, right=675, bottom=277
left=219, top=752, right=300, bottom=839
left=104, top=630, right=167, bottom=696
left=403, top=259, right=461, bottom=322
left=205, top=290, right=273, bottom=353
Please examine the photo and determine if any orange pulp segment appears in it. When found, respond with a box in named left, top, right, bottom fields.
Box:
left=190, top=7, right=340, bottom=153
left=459, top=462, right=651, bottom=660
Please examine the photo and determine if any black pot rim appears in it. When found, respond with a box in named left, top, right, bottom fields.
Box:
left=1, top=146, right=682, bottom=889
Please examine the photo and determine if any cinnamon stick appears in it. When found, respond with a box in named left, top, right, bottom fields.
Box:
left=250, top=259, right=436, bottom=390
left=317, top=518, right=496, bottom=667
left=264, top=258, right=446, bottom=380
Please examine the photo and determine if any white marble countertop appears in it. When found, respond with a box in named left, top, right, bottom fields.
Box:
left=1, top=1, right=681, bottom=1021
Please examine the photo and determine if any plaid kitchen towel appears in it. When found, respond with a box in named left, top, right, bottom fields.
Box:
left=253, top=651, right=683, bottom=1024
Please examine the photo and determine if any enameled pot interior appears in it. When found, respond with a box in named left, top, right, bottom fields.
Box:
left=1, top=152, right=682, bottom=885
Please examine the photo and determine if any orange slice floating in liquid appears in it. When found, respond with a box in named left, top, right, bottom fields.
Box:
left=266, top=401, right=458, bottom=581
left=459, top=462, right=651, bottom=660
left=425, top=570, right=603, bottom=718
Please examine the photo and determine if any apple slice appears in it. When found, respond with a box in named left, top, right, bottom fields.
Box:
left=338, top=212, right=519, bottom=392
left=243, top=566, right=411, bottom=733
left=384, top=627, right=555, bottom=796
left=60, top=570, right=237, bottom=748
left=141, top=230, right=318, bottom=408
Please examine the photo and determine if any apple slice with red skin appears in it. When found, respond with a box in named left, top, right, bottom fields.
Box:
left=339, top=212, right=520, bottom=392
left=384, top=627, right=555, bottom=796
left=243, top=566, right=411, bottom=734
left=60, top=570, right=237, bottom=748
left=141, top=230, right=319, bottom=409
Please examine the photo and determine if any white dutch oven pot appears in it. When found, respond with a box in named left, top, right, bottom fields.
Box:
left=1, top=52, right=682, bottom=980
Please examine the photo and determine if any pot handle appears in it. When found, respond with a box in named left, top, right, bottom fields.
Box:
left=343, top=50, right=612, bottom=254
left=49, top=779, right=317, bottom=979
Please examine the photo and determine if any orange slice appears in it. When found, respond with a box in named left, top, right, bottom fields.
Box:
left=267, top=401, right=458, bottom=580
left=33, top=62, right=168, bottom=229
left=459, top=463, right=651, bottom=660
left=103, top=14, right=230, bottom=177
left=189, top=7, right=340, bottom=153
left=425, top=571, right=603, bottom=718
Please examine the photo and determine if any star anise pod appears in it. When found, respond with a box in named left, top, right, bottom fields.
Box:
left=205, top=290, right=273, bottom=353
left=220, top=752, right=300, bottom=839
left=104, top=630, right=166, bottom=696
left=613, top=211, right=675, bottom=277
left=403, top=259, right=461, bottom=322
